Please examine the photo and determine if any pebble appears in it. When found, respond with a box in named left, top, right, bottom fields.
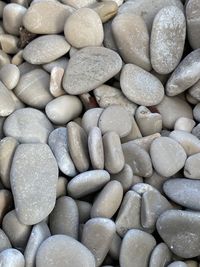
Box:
left=56, top=176, right=68, bottom=199
left=0, top=81, right=15, bottom=117
left=10, top=143, right=58, bottom=225
left=23, top=1, right=74, bottom=34
left=76, top=200, right=92, bottom=224
left=15, top=69, right=53, bottom=109
left=62, top=46, right=122, bottom=95
left=0, top=50, right=11, bottom=68
left=0, top=190, right=13, bottom=224
left=12, top=50, right=23, bottom=66
left=150, top=6, right=186, bottom=74
left=49, top=66, right=65, bottom=97
left=23, top=35, right=70, bottom=65
left=67, top=121, right=90, bottom=172
left=48, top=127, right=77, bottom=177
left=145, top=171, right=168, bottom=193
left=49, top=196, right=79, bottom=239
left=0, top=64, right=20, bottom=90
left=46, top=95, right=82, bottom=125
left=184, top=153, right=200, bottom=179
left=82, top=108, right=104, bottom=133
left=121, top=117, right=142, bottom=143
left=150, top=137, right=187, bottom=177
left=81, top=218, right=116, bottom=267
left=0, top=229, right=11, bottom=253
left=98, top=105, right=132, bottom=138
left=120, top=229, right=156, bottom=267
left=111, top=164, right=133, bottom=192
left=156, top=210, right=200, bottom=258
left=193, top=103, right=200, bottom=122
left=109, top=232, right=121, bottom=260
left=36, top=234, right=96, bottom=267
left=60, top=0, right=96, bottom=9
left=163, top=178, right=200, bottom=210
left=88, top=127, right=104, bottom=170
left=0, top=34, right=19, bottom=54
left=103, top=20, right=118, bottom=52
left=174, top=117, right=195, bottom=132
left=149, top=243, right=172, bottom=267
left=90, top=1, right=118, bottom=23
left=112, top=13, right=151, bottom=71
left=0, top=248, right=25, bottom=267
left=127, top=133, right=161, bottom=152
left=120, top=63, right=164, bottom=106
left=188, top=79, right=200, bottom=101
left=103, top=131, right=125, bottom=174
left=67, top=170, right=110, bottom=198
left=3, top=108, right=53, bottom=143
left=64, top=8, right=103, bottom=48
left=168, top=262, right=187, bottom=267
left=43, top=57, right=69, bottom=73
left=24, top=222, right=51, bottom=267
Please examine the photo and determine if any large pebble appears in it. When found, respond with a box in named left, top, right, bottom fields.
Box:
left=157, top=210, right=200, bottom=258
left=184, top=153, right=200, bottom=179
left=120, top=229, right=156, bottom=267
left=23, top=1, right=74, bottom=34
left=0, top=229, right=11, bottom=253
left=3, top=108, right=53, bottom=143
left=62, top=46, right=122, bottom=95
left=112, top=13, right=151, bottom=71
left=0, top=81, right=15, bottom=117
left=150, top=137, right=186, bottom=177
left=23, top=35, right=70, bottom=65
left=0, top=64, right=20, bottom=90
left=120, top=63, right=164, bottom=106
left=150, top=6, right=186, bottom=74
left=10, top=143, right=58, bottom=225
left=0, top=248, right=25, bottom=267
left=36, top=234, right=96, bottom=267
left=149, top=243, right=172, bottom=267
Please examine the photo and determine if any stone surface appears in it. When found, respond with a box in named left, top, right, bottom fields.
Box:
left=0, top=64, right=20, bottom=90
left=0, top=248, right=25, bottom=267
left=111, top=164, right=133, bottom=192
left=149, top=243, right=172, bottom=267
left=167, top=262, right=187, bottom=267
left=0, top=229, right=11, bottom=253
left=60, top=0, right=96, bottom=8
left=184, top=153, right=200, bottom=179
left=174, top=117, right=195, bottom=132
left=82, top=108, right=104, bottom=133
left=0, top=81, right=15, bottom=117
left=0, top=190, right=13, bottom=224
left=90, top=1, right=118, bottom=23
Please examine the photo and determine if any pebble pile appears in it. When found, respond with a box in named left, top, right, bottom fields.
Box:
left=0, top=0, right=200, bottom=266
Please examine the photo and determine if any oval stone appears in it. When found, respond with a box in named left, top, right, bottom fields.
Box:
left=82, top=108, right=104, bottom=133
left=0, top=81, right=15, bottom=117
left=0, top=248, right=25, bottom=267
left=10, top=143, right=58, bottom=225
left=0, top=64, right=20, bottom=90
left=168, top=262, right=187, bottom=267
left=120, top=64, right=164, bottom=106
left=62, top=46, right=122, bottom=95
left=0, top=229, right=11, bottom=253
left=149, top=243, right=172, bottom=267
left=184, top=153, right=200, bottom=179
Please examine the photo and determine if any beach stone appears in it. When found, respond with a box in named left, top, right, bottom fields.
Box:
left=49, top=196, right=79, bottom=239
left=98, top=105, right=132, bottom=138
left=0, top=64, right=20, bottom=90
left=62, top=46, right=122, bottom=95
left=88, top=127, right=104, bottom=170
left=166, top=49, right=200, bottom=96
left=169, top=130, right=200, bottom=156
left=94, top=85, right=137, bottom=115
left=132, top=183, right=155, bottom=195
left=24, top=222, right=51, bottom=267
left=67, top=170, right=110, bottom=198
left=23, top=35, right=70, bottom=65
left=120, top=64, right=164, bottom=106
left=81, top=218, right=116, bottom=267
left=174, top=117, right=195, bottom=132
left=2, top=210, right=31, bottom=251
left=122, top=142, right=153, bottom=178
left=150, top=6, right=186, bottom=74
left=46, top=95, right=82, bottom=124
left=90, top=1, right=118, bottom=23
left=23, top=1, right=74, bottom=34
left=36, top=234, right=96, bottom=267
left=3, top=108, right=53, bottom=143
left=121, top=117, right=142, bottom=143
left=163, top=178, right=200, bottom=210
left=43, top=57, right=69, bottom=73
left=0, top=81, right=15, bottom=117
left=0, top=34, right=19, bottom=54
left=103, top=20, right=118, bottom=51
left=184, top=153, right=200, bottom=179
left=109, top=232, right=121, bottom=260
left=15, top=69, right=53, bottom=109
left=0, top=50, right=10, bottom=68
left=186, top=0, right=200, bottom=49
left=64, top=8, right=103, bottom=48
left=48, top=127, right=77, bottom=177
left=150, top=137, right=186, bottom=177
left=112, top=13, right=150, bottom=71
left=76, top=200, right=92, bottom=223
left=12, top=50, right=23, bottom=66
left=67, top=121, right=90, bottom=172
left=168, top=262, right=187, bottom=267
left=60, top=0, right=96, bottom=8
left=120, top=229, right=156, bottom=267
left=184, top=261, right=198, bottom=267
left=91, top=180, right=123, bottom=218
left=145, top=172, right=168, bottom=193
left=49, top=66, right=65, bottom=97
left=188, top=80, right=200, bottom=101
left=193, top=103, right=200, bottom=122
left=192, top=123, right=200, bottom=139
left=56, top=176, right=68, bottom=199
left=0, top=229, right=11, bottom=253
left=0, top=248, right=25, bottom=267
left=82, top=108, right=104, bottom=133
left=149, top=243, right=172, bottom=267
left=10, top=143, right=58, bottom=225
left=0, top=190, right=13, bottom=224
left=156, top=96, right=193, bottom=129
left=111, top=164, right=133, bottom=192
left=156, top=209, right=200, bottom=258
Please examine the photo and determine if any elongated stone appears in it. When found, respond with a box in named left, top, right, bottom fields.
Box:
left=0, top=81, right=15, bottom=117
left=0, top=64, right=20, bottom=90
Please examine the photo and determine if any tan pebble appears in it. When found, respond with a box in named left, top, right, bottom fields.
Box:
left=0, top=50, right=10, bottom=67
left=90, top=1, right=118, bottom=23
left=11, top=50, right=24, bottom=65
left=0, top=64, right=20, bottom=90
left=49, top=67, right=65, bottom=97
left=0, top=34, right=19, bottom=54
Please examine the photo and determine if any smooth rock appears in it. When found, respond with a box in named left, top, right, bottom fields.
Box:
left=0, top=229, right=11, bottom=253
left=103, top=20, right=118, bottom=51
left=60, top=0, right=96, bottom=8
left=188, top=79, right=200, bottom=101
left=76, top=200, right=92, bottom=223
left=192, top=123, right=200, bottom=139
left=3, top=108, right=53, bottom=143
left=0, top=64, right=20, bottom=90
left=43, top=57, right=69, bottom=73
left=49, top=66, right=65, bottom=97
left=23, top=35, right=70, bottom=65
left=62, top=46, right=122, bottom=95
left=0, top=81, right=15, bottom=117
left=36, top=235, right=96, bottom=267
left=90, top=1, right=118, bottom=23
left=145, top=172, right=168, bottom=193
left=12, top=50, right=23, bottom=66
left=121, top=117, right=142, bottom=143
left=132, top=183, right=155, bottom=195
left=120, top=63, right=164, bottom=106
left=0, top=34, right=19, bottom=54
left=184, top=153, right=200, bottom=179
left=149, top=243, right=172, bottom=267
left=193, top=103, right=200, bottom=122
left=0, top=248, right=25, bottom=267
left=10, top=143, right=58, bottom=225
left=0, top=50, right=10, bottom=68
left=167, top=262, right=187, bottom=267
left=111, top=164, right=133, bottom=192
left=56, top=176, right=68, bottom=199
left=0, top=190, right=13, bottom=224
left=174, top=117, right=195, bottom=132
left=126, top=133, right=161, bottom=151
left=82, top=108, right=104, bottom=133
left=150, top=137, right=186, bottom=177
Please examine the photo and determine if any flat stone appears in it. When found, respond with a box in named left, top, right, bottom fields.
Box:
left=156, top=210, right=200, bottom=258
left=150, top=137, right=186, bottom=177
left=10, top=143, right=58, bottom=225
left=3, top=108, right=53, bottom=143
left=48, top=127, right=77, bottom=177
left=111, top=164, right=133, bottom=192
left=62, top=46, right=122, bottom=95
left=76, top=200, right=92, bottom=224
left=0, top=248, right=25, bottom=267
left=0, top=229, right=11, bottom=253
left=43, top=57, right=69, bottom=73
left=184, top=153, right=200, bottom=179
left=0, top=64, right=20, bottom=90
left=36, top=235, right=96, bottom=267
left=0, top=81, right=15, bottom=117
left=23, top=35, right=70, bottom=65
left=60, top=0, right=96, bottom=8
left=149, top=243, right=172, bottom=267
left=67, top=170, right=110, bottom=198
left=150, top=6, right=186, bottom=74
left=0, top=34, right=19, bottom=54
left=120, top=229, right=156, bottom=267
left=120, top=63, right=164, bottom=106
left=90, top=1, right=118, bottom=23
left=82, top=108, right=104, bottom=133
left=168, top=262, right=187, bottom=267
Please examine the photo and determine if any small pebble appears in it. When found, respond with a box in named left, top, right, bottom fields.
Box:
left=49, top=66, right=65, bottom=97
left=184, top=153, right=200, bottom=179
left=0, top=81, right=15, bottom=117
left=82, top=108, right=104, bottom=133
left=0, top=64, right=20, bottom=90
left=174, top=117, right=195, bottom=132
left=90, top=1, right=118, bottom=23
left=0, top=190, right=13, bottom=224
left=149, top=243, right=172, bottom=267
left=0, top=229, right=11, bottom=253
left=0, top=34, right=19, bottom=54
left=0, top=248, right=25, bottom=267
left=167, top=262, right=187, bottom=267
left=111, top=164, right=133, bottom=192
left=61, top=0, right=96, bottom=9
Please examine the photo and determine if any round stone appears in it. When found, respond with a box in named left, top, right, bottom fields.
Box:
left=149, top=243, right=172, bottom=267
left=0, top=229, right=11, bottom=253
left=0, top=64, right=20, bottom=90
left=0, top=81, right=15, bottom=117
left=168, top=262, right=187, bottom=267
left=111, top=164, right=133, bottom=192
left=0, top=248, right=25, bottom=267
left=174, top=117, right=195, bottom=132
left=60, top=0, right=96, bottom=9
left=36, top=235, right=96, bottom=267
left=82, top=108, right=104, bottom=133
left=184, top=153, right=200, bottom=179
left=120, top=63, right=164, bottom=106
left=150, top=137, right=187, bottom=177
